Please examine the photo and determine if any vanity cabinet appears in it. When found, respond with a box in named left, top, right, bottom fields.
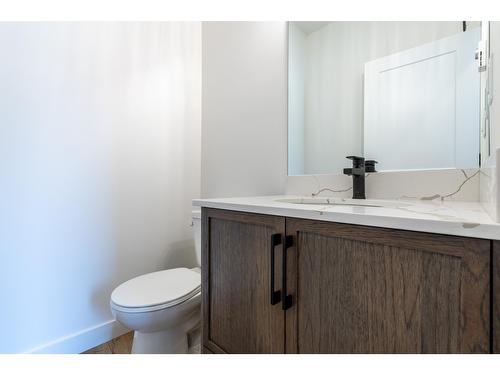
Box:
left=202, top=208, right=493, bottom=354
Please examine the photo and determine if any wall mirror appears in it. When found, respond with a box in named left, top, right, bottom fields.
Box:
left=288, top=21, right=487, bottom=175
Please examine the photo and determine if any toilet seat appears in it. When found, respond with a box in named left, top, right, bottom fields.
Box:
left=111, top=268, right=201, bottom=313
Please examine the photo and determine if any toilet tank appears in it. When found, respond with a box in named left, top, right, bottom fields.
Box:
left=192, top=210, right=201, bottom=267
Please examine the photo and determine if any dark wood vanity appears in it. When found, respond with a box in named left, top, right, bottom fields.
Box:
left=201, top=207, right=500, bottom=354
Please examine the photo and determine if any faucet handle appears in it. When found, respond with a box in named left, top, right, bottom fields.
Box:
left=365, top=160, right=378, bottom=173
left=346, top=155, right=365, bottom=167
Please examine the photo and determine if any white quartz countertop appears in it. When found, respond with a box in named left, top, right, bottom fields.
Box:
left=192, top=195, right=500, bottom=240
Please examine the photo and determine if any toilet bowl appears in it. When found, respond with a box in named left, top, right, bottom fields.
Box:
left=110, top=210, right=202, bottom=354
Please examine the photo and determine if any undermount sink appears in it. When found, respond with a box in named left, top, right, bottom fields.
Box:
left=275, top=197, right=410, bottom=208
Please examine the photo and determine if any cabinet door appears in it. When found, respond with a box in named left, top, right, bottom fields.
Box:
left=202, top=208, right=285, bottom=353
left=285, top=218, right=490, bottom=353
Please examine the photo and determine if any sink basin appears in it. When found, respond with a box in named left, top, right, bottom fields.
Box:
left=275, top=197, right=410, bottom=208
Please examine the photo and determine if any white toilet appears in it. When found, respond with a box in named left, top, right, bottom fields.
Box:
left=110, top=210, right=202, bottom=354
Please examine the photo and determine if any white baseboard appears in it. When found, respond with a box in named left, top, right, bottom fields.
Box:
left=25, top=320, right=130, bottom=354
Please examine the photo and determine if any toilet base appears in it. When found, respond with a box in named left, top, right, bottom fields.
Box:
left=132, top=328, right=188, bottom=354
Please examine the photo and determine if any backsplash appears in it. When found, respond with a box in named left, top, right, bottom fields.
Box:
left=286, top=168, right=480, bottom=202
left=480, top=148, right=500, bottom=222
left=478, top=22, right=500, bottom=222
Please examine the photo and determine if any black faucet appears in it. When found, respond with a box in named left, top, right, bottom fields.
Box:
left=343, top=156, right=378, bottom=199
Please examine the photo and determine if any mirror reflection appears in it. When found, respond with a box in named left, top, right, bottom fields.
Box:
left=288, top=21, right=483, bottom=175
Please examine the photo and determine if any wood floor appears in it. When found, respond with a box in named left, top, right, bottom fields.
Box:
left=83, top=332, right=133, bottom=354
left=82, top=329, right=201, bottom=354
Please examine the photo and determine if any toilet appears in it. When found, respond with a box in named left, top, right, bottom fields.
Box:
left=110, top=210, right=202, bottom=354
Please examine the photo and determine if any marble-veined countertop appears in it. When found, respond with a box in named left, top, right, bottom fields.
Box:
left=192, top=195, right=500, bottom=240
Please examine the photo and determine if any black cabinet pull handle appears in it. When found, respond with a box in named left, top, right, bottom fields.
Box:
left=270, top=233, right=282, bottom=305
left=282, top=235, right=293, bottom=310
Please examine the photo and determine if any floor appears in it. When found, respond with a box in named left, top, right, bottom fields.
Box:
left=83, top=332, right=134, bottom=354
left=82, top=329, right=201, bottom=354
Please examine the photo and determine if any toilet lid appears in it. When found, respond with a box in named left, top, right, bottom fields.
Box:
left=111, top=268, right=201, bottom=309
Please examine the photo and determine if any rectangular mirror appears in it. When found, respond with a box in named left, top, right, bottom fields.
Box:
left=288, top=21, right=484, bottom=175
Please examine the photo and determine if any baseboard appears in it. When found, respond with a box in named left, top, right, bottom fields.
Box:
left=25, top=320, right=130, bottom=354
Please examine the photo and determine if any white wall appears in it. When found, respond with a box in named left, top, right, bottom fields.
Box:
left=492, top=24, right=500, bottom=152
left=0, top=22, right=201, bottom=353
left=490, top=23, right=500, bottom=152
left=289, top=21, right=479, bottom=175
left=201, top=22, right=288, bottom=198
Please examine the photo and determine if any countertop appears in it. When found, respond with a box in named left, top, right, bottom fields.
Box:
left=193, top=195, right=500, bottom=240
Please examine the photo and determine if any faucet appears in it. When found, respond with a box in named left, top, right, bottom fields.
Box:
left=343, top=156, right=378, bottom=199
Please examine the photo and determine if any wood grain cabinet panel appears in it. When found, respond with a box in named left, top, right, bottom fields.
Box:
left=285, top=219, right=490, bottom=354
left=202, top=209, right=492, bottom=354
left=494, top=241, right=500, bottom=354
left=202, top=208, right=286, bottom=354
